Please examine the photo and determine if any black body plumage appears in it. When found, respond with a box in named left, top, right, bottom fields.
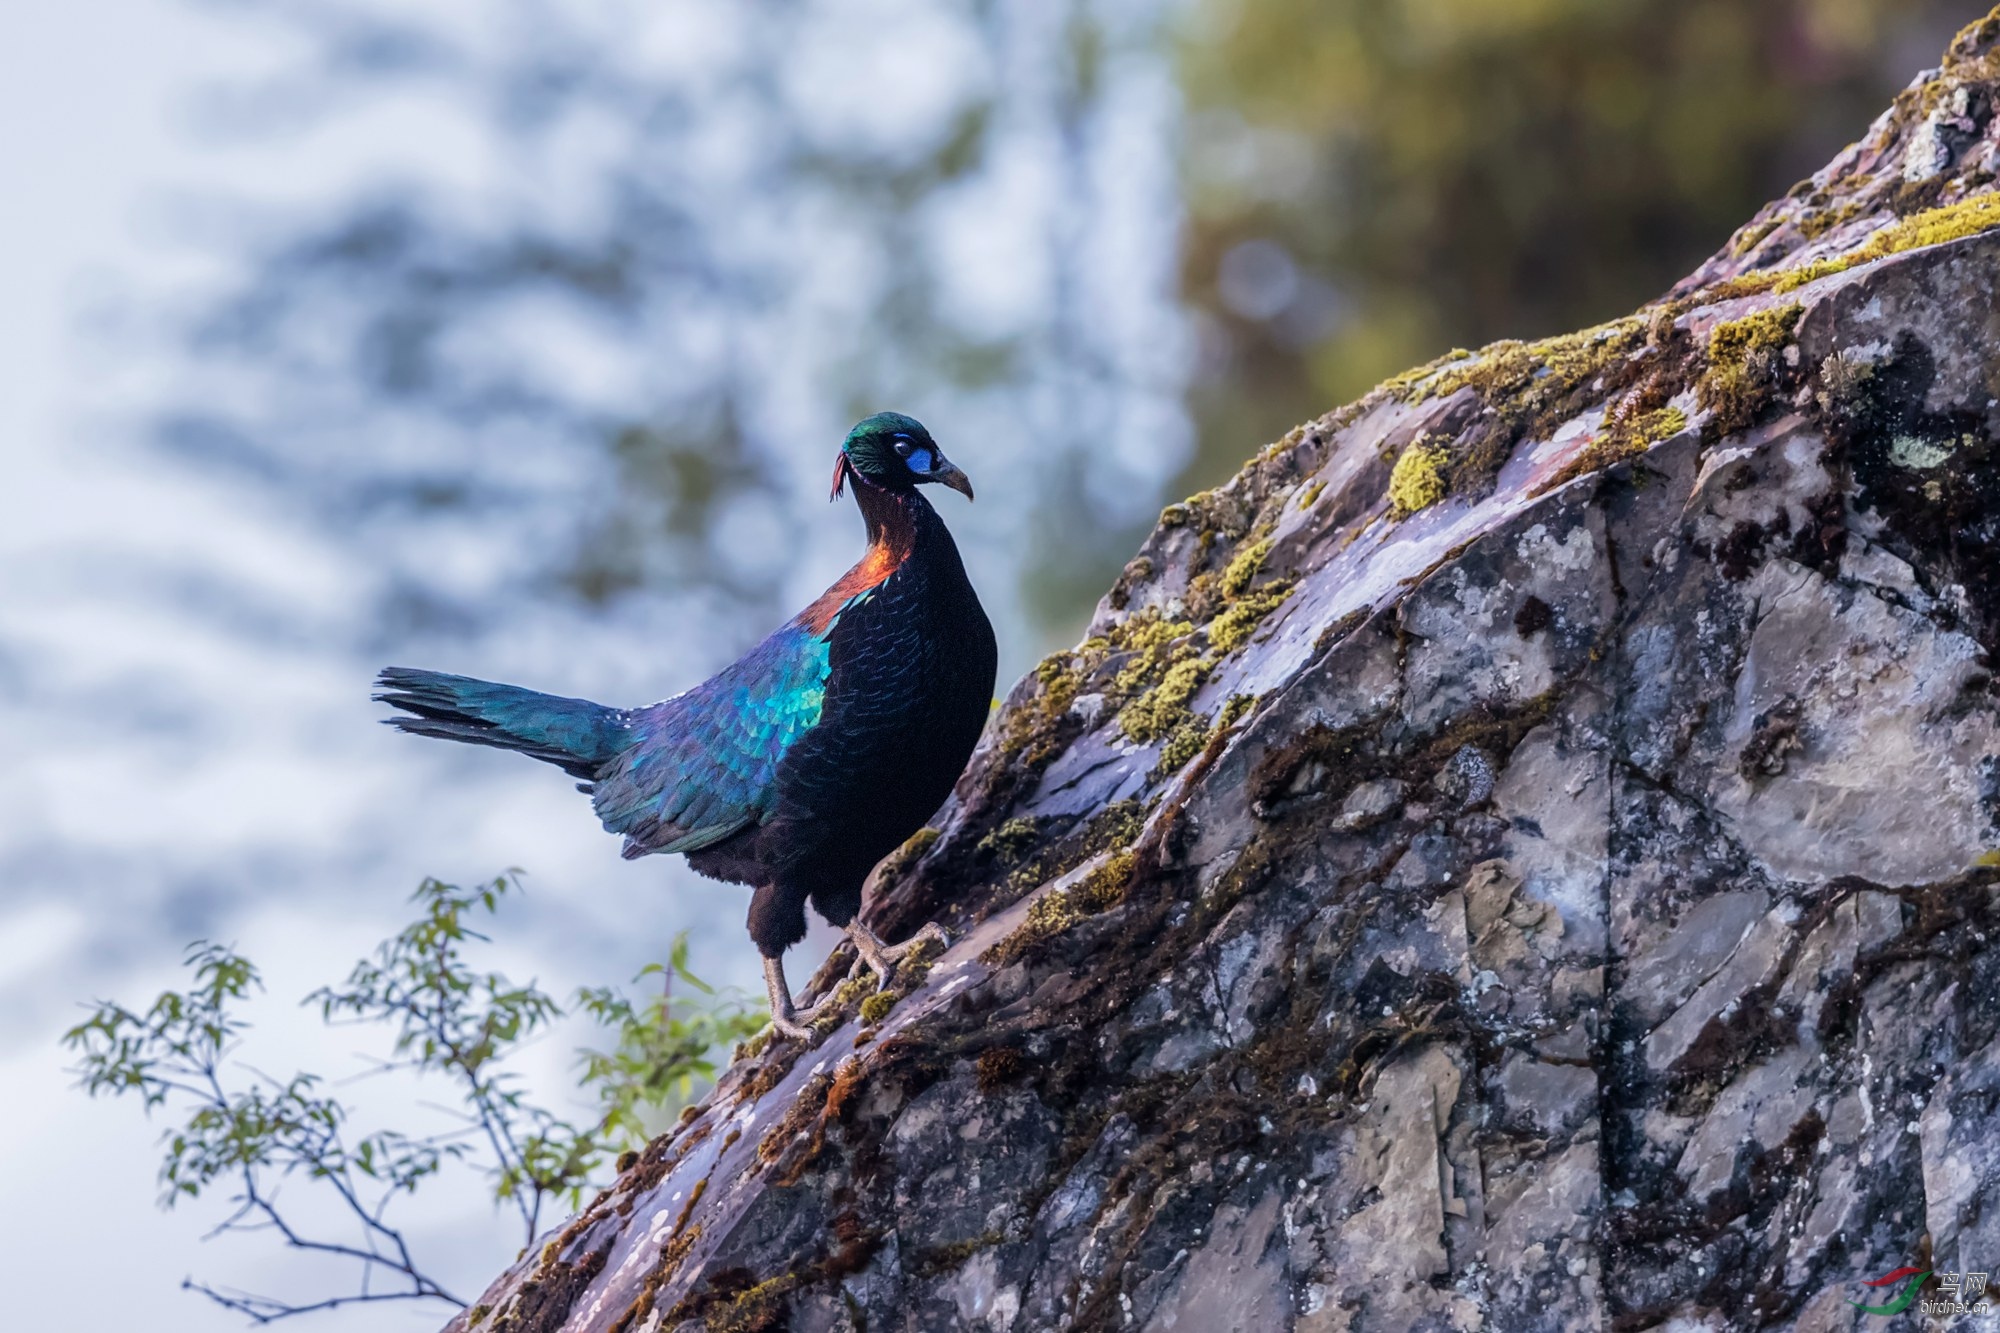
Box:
left=374, top=412, right=995, bottom=1035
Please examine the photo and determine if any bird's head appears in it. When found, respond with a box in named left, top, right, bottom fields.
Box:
left=831, top=412, right=974, bottom=501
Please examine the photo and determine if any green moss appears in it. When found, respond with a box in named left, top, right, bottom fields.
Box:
left=1796, top=199, right=1864, bottom=240
left=1541, top=401, right=1687, bottom=494
left=831, top=975, right=874, bottom=1009
left=997, top=647, right=1094, bottom=768
left=1159, top=502, right=1192, bottom=528
left=899, top=934, right=945, bottom=987
left=1296, top=479, right=1327, bottom=509
left=1754, top=191, right=2000, bottom=295
left=858, top=992, right=896, bottom=1026
left=1388, top=436, right=1451, bottom=516
left=1412, top=319, right=1643, bottom=411
left=875, top=826, right=939, bottom=883
left=1218, top=693, right=1257, bottom=730
left=1848, top=189, right=2000, bottom=258
left=1728, top=215, right=1781, bottom=258
left=1601, top=403, right=1687, bottom=460
left=981, top=850, right=1137, bottom=966
left=1156, top=719, right=1211, bottom=774
left=1221, top=537, right=1274, bottom=597
left=1120, top=657, right=1212, bottom=743
left=1088, top=800, right=1147, bottom=852
left=1208, top=585, right=1293, bottom=654
left=977, top=817, right=1039, bottom=861
left=709, top=1274, right=799, bottom=1333
left=1072, top=850, right=1137, bottom=911
left=1699, top=303, right=1802, bottom=435
left=983, top=888, right=1080, bottom=966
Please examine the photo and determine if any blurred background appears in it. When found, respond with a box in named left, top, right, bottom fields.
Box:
left=0, top=0, right=1976, bottom=1327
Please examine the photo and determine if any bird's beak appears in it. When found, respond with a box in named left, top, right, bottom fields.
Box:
left=932, top=458, right=975, bottom=501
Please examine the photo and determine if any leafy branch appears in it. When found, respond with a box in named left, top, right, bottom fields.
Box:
left=65, top=873, right=765, bottom=1323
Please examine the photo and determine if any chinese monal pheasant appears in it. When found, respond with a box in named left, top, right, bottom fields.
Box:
left=374, top=413, right=997, bottom=1038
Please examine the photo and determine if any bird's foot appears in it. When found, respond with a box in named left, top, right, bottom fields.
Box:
left=762, top=956, right=823, bottom=1043
left=845, top=921, right=951, bottom=991
left=767, top=1004, right=821, bottom=1042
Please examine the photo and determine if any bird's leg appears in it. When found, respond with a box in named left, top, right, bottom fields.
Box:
left=762, top=956, right=821, bottom=1041
left=845, top=920, right=952, bottom=991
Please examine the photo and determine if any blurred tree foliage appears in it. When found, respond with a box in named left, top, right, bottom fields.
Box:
left=159, top=1, right=1184, bottom=662
left=1174, top=0, right=1975, bottom=489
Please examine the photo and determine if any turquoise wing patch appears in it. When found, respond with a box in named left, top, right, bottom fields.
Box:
left=590, top=594, right=872, bottom=855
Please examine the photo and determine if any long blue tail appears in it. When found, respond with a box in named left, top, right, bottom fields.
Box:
left=374, top=668, right=631, bottom=780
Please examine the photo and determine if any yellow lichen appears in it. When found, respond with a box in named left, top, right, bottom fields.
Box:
left=977, top=817, right=1038, bottom=861
left=1699, top=303, right=1801, bottom=434
left=981, top=851, right=1138, bottom=966
left=1528, top=396, right=1688, bottom=496
left=1728, top=215, right=1782, bottom=258
left=1120, top=657, right=1212, bottom=744
left=1708, top=303, right=1801, bottom=366
left=997, top=647, right=1096, bottom=767
left=709, top=1274, right=800, bottom=1333
left=981, top=888, right=1080, bottom=967
left=1796, top=199, right=1864, bottom=240
left=1156, top=719, right=1210, bottom=774
left=1072, top=850, right=1137, bottom=911
left=1217, top=693, right=1256, bottom=730
left=1388, top=437, right=1451, bottom=516
left=1412, top=320, right=1644, bottom=411
left=1220, top=537, right=1274, bottom=597
left=1089, top=800, right=1147, bottom=852
left=1845, top=189, right=2000, bottom=258
left=1109, top=612, right=1195, bottom=696
left=858, top=992, right=896, bottom=1026
left=1207, top=585, right=1293, bottom=654
left=1593, top=403, right=1688, bottom=469
left=1769, top=191, right=2000, bottom=293
left=874, top=826, right=939, bottom=885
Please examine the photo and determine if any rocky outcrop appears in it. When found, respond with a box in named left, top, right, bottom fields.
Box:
left=451, top=13, right=2000, bottom=1331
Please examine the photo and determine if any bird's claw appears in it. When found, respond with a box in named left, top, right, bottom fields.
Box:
left=846, top=921, right=951, bottom=991
left=762, top=955, right=824, bottom=1043
left=767, top=1004, right=821, bottom=1042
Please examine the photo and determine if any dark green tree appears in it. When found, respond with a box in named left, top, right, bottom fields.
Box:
left=1175, top=0, right=1976, bottom=486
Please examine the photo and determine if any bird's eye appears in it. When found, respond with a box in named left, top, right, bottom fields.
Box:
left=892, top=436, right=913, bottom=457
